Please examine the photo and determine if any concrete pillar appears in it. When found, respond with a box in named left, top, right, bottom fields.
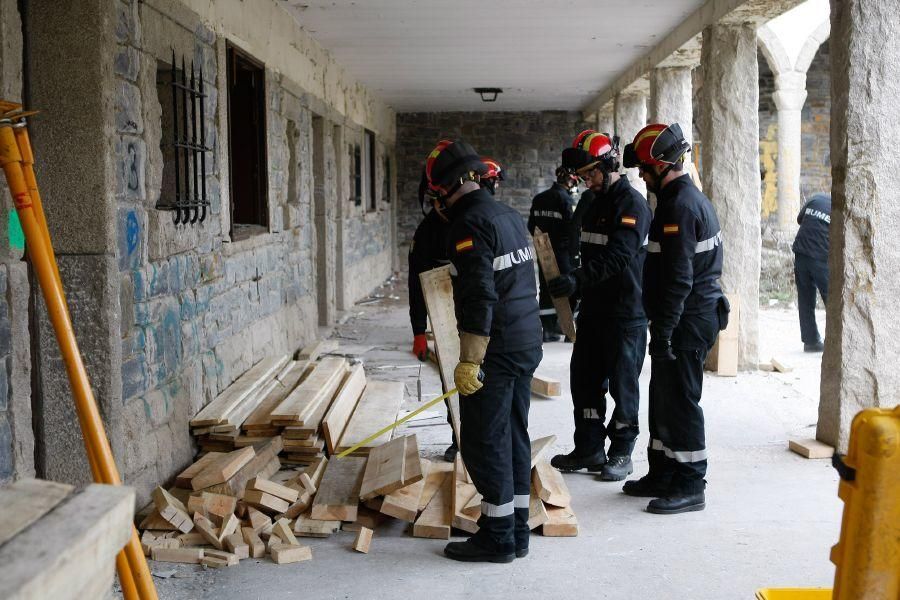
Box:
left=614, top=90, right=648, bottom=196
left=817, top=0, right=900, bottom=451
left=699, top=22, right=760, bottom=369
left=596, top=104, right=614, bottom=137
left=773, top=71, right=807, bottom=231
left=649, top=66, right=694, bottom=144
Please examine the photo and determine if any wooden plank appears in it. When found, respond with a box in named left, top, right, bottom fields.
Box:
left=530, top=435, right=557, bottom=468
left=336, top=381, right=405, bottom=454
left=419, top=265, right=462, bottom=442
left=246, top=507, right=271, bottom=532
left=452, top=481, right=480, bottom=534
left=243, top=490, right=290, bottom=515
left=271, top=543, right=312, bottom=564
left=293, top=512, right=340, bottom=537
left=531, top=374, right=562, bottom=397
left=771, top=356, right=794, bottom=373
left=789, top=438, right=834, bottom=459
left=296, top=339, right=339, bottom=361
left=151, top=547, right=204, bottom=564
left=528, top=488, right=550, bottom=530
left=412, top=469, right=452, bottom=540
left=380, top=459, right=431, bottom=522
left=281, top=490, right=313, bottom=519
left=190, top=446, right=256, bottom=491
left=151, top=486, right=193, bottom=533
left=269, top=357, right=347, bottom=425
left=138, top=510, right=177, bottom=531
left=203, top=438, right=282, bottom=496
left=186, top=492, right=237, bottom=526
left=533, top=228, right=576, bottom=341
left=299, top=366, right=352, bottom=435
left=0, top=484, right=134, bottom=600
left=174, top=452, right=223, bottom=488
left=224, top=533, right=250, bottom=559
left=272, top=518, right=300, bottom=546
left=177, top=532, right=207, bottom=547
left=243, top=361, right=309, bottom=430
left=241, top=526, right=265, bottom=558
left=418, top=461, right=453, bottom=511
left=310, top=456, right=367, bottom=521
left=353, top=527, right=373, bottom=553
left=341, top=506, right=386, bottom=531
left=706, top=293, right=739, bottom=376
left=190, top=356, right=289, bottom=426
left=533, top=460, right=572, bottom=508
left=359, top=435, right=423, bottom=500
left=322, top=363, right=366, bottom=454
left=0, top=479, right=73, bottom=547
left=247, top=477, right=300, bottom=503
left=193, top=514, right=224, bottom=549
left=542, top=505, right=578, bottom=537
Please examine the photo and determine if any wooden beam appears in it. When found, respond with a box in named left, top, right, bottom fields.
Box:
left=380, top=458, right=431, bottom=522
left=336, top=381, right=405, bottom=455
left=533, top=229, right=576, bottom=341
left=202, top=438, right=283, bottom=496
left=706, top=293, right=739, bottom=376
left=413, top=469, right=452, bottom=540
left=533, top=460, right=572, bottom=508
left=530, top=435, right=557, bottom=468
left=418, top=461, right=453, bottom=511
left=241, top=526, right=265, bottom=558
left=243, top=490, right=290, bottom=515
left=186, top=492, right=236, bottom=526
left=788, top=438, right=834, bottom=459
left=242, top=360, right=309, bottom=430
left=293, top=512, right=340, bottom=538
left=224, top=533, right=250, bottom=559
left=269, top=357, right=347, bottom=425
left=360, top=435, right=424, bottom=500
left=247, top=477, right=300, bottom=503
left=151, top=547, right=204, bottom=564
left=542, top=505, right=579, bottom=537
left=190, top=356, right=289, bottom=426
left=272, top=518, right=300, bottom=546
left=0, top=479, right=73, bottom=547
left=531, top=375, right=562, bottom=397
left=151, top=486, right=194, bottom=533
left=452, top=481, right=480, bottom=534
left=528, top=487, right=550, bottom=530
left=352, top=527, right=373, bottom=553
left=322, top=363, right=366, bottom=454
left=270, top=543, right=312, bottom=564
left=296, top=339, right=339, bottom=361
left=190, top=446, right=256, bottom=491
left=310, top=456, right=367, bottom=521
left=174, top=452, right=223, bottom=488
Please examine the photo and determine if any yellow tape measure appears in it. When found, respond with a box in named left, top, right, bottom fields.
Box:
left=336, top=387, right=459, bottom=459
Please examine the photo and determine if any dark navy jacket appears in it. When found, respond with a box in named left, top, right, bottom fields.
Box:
left=575, top=176, right=651, bottom=321
left=408, top=210, right=451, bottom=335
left=644, top=174, right=724, bottom=339
left=792, top=193, right=831, bottom=261
left=447, top=188, right=542, bottom=354
left=527, top=183, right=577, bottom=274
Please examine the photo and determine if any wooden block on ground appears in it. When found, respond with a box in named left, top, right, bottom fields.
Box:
left=191, top=446, right=256, bottom=491
left=789, top=438, right=834, bottom=459
left=530, top=435, right=557, bottom=468
left=771, top=357, right=794, bottom=373
left=271, top=543, right=312, bottom=564
left=151, top=547, right=204, bottom=564
left=193, top=514, right=224, bottom=550
left=528, top=484, right=549, bottom=530
left=533, top=460, right=572, bottom=508
left=353, top=527, right=373, bottom=553
left=142, top=537, right=181, bottom=556
left=460, top=489, right=482, bottom=518
left=241, top=526, right=265, bottom=558
left=175, top=453, right=223, bottom=488
left=293, top=512, right=340, bottom=537
left=360, top=435, right=423, bottom=500
left=220, top=513, right=240, bottom=538
left=341, top=506, right=387, bottom=532
left=186, top=492, right=237, bottom=526
left=533, top=229, right=576, bottom=341
left=0, top=479, right=73, bottom=547
left=191, top=356, right=289, bottom=426
left=243, top=490, right=290, bottom=515
left=151, top=486, right=193, bottom=533
left=203, top=439, right=283, bottom=497
left=139, top=510, right=178, bottom=532
left=177, top=532, right=207, bottom=547
left=336, top=381, right=405, bottom=454
left=246, top=506, right=271, bottom=532
left=452, top=481, right=480, bottom=534
left=224, top=533, right=249, bottom=559
left=281, top=490, right=313, bottom=519
left=706, top=294, right=739, bottom=376
left=296, top=339, right=339, bottom=361
left=531, top=375, right=561, bottom=397
left=381, top=459, right=431, bottom=522
left=201, top=549, right=239, bottom=568
left=413, top=469, right=452, bottom=540
left=323, top=363, right=366, bottom=454
left=247, top=477, right=300, bottom=503
left=311, top=456, right=367, bottom=521
left=272, top=518, right=299, bottom=546
left=542, top=505, right=578, bottom=537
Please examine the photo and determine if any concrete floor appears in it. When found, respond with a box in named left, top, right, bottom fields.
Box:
left=153, top=278, right=840, bottom=599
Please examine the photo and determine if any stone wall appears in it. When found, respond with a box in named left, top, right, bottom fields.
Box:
left=396, top=111, right=592, bottom=249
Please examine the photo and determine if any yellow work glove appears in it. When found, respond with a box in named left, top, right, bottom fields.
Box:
left=455, top=332, right=490, bottom=396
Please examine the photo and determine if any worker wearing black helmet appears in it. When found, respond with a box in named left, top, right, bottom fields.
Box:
left=425, top=140, right=542, bottom=564
left=547, top=132, right=652, bottom=483
left=624, top=123, right=728, bottom=515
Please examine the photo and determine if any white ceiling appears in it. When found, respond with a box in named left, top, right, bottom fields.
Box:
left=280, top=0, right=706, bottom=113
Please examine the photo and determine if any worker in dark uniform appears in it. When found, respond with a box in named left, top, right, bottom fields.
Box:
left=480, top=157, right=504, bottom=195
left=623, top=123, right=727, bottom=515
left=527, top=165, right=578, bottom=341
left=424, top=140, right=542, bottom=563
left=408, top=158, right=461, bottom=462
left=792, top=193, right=831, bottom=352
left=546, top=132, right=651, bottom=482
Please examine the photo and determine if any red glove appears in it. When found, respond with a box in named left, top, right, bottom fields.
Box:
left=412, top=334, right=428, bottom=361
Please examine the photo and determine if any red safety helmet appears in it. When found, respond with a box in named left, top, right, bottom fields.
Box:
left=572, top=129, right=596, bottom=148
left=481, top=157, right=504, bottom=181
left=576, top=132, right=619, bottom=174
left=628, top=123, right=690, bottom=168
left=424, top=140, right=453, bottom=192
left=424, top=140, right=487, bottom=195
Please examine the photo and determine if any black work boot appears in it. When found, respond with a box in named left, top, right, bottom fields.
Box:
left=599, top=455, right=633, bottom=481
left=542, top=329, right=562, bottom=343
left=514, top=507, right=530, bottom=558
left=550, top=449, right=606, bottom=472
left=444, top=539, right=515, bottom=564
left=646, top=491, right=706, bottom=515
left=443, top=442, right=458, bottom=463
left=622, top=473, right=672, bottom=497
left=804, top=341, right=824, bottom=352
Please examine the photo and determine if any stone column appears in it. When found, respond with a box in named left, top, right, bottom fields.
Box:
left=699, top=22, right=761, bottom=369
left=596, top=103, right=614, bottom=137
left=614, top=90, right=648, bottom=196
left=650, top=66, right=694, bottom=144
left=773, top=71, right=807, bottom=231
left=817, top=0, right=900, bottom=451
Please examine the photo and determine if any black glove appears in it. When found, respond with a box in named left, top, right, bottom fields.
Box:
left=648, top=335, right=676, bottom=361
left=548, top=273, right=578, bottom=298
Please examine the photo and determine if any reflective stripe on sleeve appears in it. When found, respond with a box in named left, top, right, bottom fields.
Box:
left=695, top=231, right=722, bottom=253
left=650, top=438, right=708, bottom=463
left=481, top=499, right=515, bottom=517
left=539, top=308, right=557, bottom=316
left=580, top=231, right=608, bottom=245
left=614, top=420, right=630, bottom=430
left=514, top=494, right=530, bottom=509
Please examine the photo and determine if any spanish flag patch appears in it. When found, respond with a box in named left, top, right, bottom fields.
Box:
left=455, top=237, right=474, bottom=253
left=621, top=215, right=637, bottom=227
left=663, top=224, right=680, bottom=235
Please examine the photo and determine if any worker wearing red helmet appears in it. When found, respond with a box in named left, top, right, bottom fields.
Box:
left=546, top=132, right=652, bottom=482
left=622, top=123, right=729, bottom=514
left=425, top=140, right=542, bottom=563
left=480, top=156, right=504, bottom=195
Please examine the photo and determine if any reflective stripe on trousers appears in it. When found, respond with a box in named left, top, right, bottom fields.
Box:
left=649, top=438, right=708, bottom=463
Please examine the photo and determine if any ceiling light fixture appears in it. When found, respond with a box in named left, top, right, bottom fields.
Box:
left=474, top=87, right=503, bottom=103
